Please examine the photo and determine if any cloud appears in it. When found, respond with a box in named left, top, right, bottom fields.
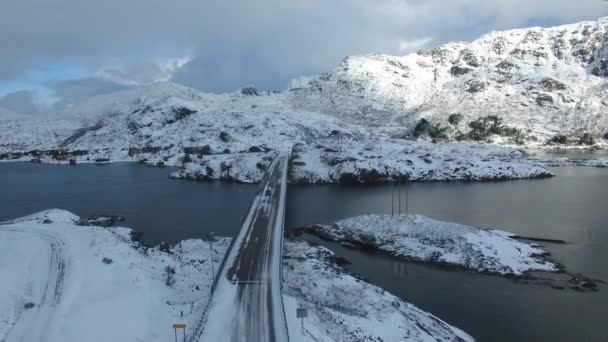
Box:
left=1, top=0, right=608, bottom=98
left=288, top=75, right=316, bottom=90
left=49, top=77, right=132, bottom=110
left=0, top=90, right=40, bottom=115
left=399, top=37, right=433, bottom=53
left=97, top=56, right=192, bottom=86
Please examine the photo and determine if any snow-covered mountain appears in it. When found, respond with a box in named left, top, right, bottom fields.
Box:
left=289, top=17, right=608, bottom=141
left=1, top=81, right=549, bottom=183
left=6, top=17, right=608, bottom=182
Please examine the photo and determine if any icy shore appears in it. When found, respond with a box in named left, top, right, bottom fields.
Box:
left=305, top=214, right=559, bottom=276
left=0, top=209, right=474, bottom=342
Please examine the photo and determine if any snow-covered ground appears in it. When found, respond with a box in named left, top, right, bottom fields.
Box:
left=0, top=209, right=224, bottom=342
left=306, top=214, right=559, bottom=276
left=283, top=241, right=473, bottom=342
left=0, top=210, right=474, bottom=342
left=168, top=138, right=552, bottom=184
left=289, top=139, right=551, bottom=183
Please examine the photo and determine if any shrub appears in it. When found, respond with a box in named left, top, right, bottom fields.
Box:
left=219, top=131, right=230, bottom=142
left=241, top=87, right=259, bottom=96
left=448, top=113, right=464, bottom=126
left=511, top=130, right=527, bottom=145
left=550, top=135, right=568, bottom=144
left=413, top=119, right=432, bottom=138
left=413, top=119, right=448, bottom=140
left=467, top=115, right=516, bottom=141
left=172, top=107, right=197, bottom=121
left=578, top=133, right=596, bottom=146
left=165, top=266, right=176, bottom=286
left=181, top=153, right=192, bottom=164
left=429, top=124, right=448, bottom=140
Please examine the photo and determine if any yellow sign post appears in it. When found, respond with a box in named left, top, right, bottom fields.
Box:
left=173, top=324, right=186, bottom=342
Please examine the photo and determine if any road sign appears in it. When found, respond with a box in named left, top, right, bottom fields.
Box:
left=296, top=308, right=308, bottom=318
left=296, top=307, right=308, bottom=334
left=173, top=324, right=186, bottom=342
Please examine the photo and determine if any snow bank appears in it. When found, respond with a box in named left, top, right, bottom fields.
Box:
left=283, top=240, right=474, bottom=342
left=307, top=214, right=558, bottom=275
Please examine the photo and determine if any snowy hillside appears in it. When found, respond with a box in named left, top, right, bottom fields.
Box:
left=289, top=17, right=608, bottom=143
left=0, top=81, right=550, bottom=182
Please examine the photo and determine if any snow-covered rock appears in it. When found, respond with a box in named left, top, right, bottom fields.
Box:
left=306, top=214, right=559, bottom=276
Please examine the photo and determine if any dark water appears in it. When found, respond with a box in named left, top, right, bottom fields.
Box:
left=286, top=167, right=608, bottom=342
left=1, top=161, right=607, bottom=341
left=0, top=162, right=257, bottom=244
left=530, top=148, right=608, bottom=160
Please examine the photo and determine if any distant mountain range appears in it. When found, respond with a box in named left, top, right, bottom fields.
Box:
left=1, top=17, right=607, bottom=182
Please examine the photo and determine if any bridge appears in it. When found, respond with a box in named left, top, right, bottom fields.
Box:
left=191, top=153, right=290, bottom=342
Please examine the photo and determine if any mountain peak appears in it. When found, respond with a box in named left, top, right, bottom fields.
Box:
left=287, top=16, right=608, bottom=137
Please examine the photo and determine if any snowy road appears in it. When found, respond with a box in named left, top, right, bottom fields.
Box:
left=198, top=154, right=289, bottom=342
left=0, top=227, right=69, bottom=342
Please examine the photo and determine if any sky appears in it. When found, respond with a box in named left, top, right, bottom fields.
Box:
left=1, top=0, right=608, bottom=115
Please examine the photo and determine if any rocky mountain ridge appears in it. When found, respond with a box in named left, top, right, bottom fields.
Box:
left=289, top=17, right=608, bottom=143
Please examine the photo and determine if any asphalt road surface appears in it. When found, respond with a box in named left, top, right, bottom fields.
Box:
left=199, top=154, right=289, bottom=342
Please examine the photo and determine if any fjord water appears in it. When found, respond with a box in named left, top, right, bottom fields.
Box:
left=0, top=163, right=257, bottom=243
left=0, top=161, right=606, bottom=341
left=287, top=166, right=608, bottom=342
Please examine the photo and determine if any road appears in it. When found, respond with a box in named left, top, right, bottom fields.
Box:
left=198, top=154, right=289, bottom=342
left=0, top=227, right=68, bottom=342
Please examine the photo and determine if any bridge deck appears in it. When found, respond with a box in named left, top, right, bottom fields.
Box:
left=197, top=154, right=289, bottom=342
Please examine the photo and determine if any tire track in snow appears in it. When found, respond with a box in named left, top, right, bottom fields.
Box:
left=1, top=227, right=69, bottom=342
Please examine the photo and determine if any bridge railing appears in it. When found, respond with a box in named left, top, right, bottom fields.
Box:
left=278, top=153, right=290, bottom=341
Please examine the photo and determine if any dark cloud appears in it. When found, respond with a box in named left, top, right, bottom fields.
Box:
left=1, top=0, right=607, bottom=95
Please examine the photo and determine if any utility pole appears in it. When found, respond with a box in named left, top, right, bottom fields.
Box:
left=391, top=178, right=395, bottom=216
left=209, top=232, right=215, bottom=290
left=405, top=184, right=409, bottom=215
left=398, top=175, right=402, bottom=215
